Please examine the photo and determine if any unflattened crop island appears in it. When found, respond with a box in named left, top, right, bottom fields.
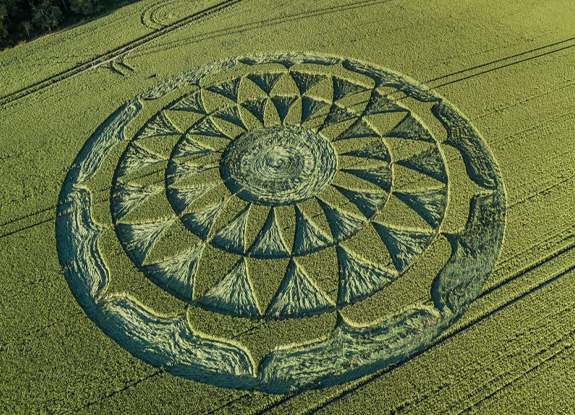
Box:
left=56, top=52, right=506, bottom=393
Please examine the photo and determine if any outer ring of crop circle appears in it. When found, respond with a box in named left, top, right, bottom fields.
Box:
left=55, top=52, right=506, bottom=393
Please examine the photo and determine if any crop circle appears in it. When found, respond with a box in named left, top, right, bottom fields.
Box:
left=56, top=52, right=506, bottom=393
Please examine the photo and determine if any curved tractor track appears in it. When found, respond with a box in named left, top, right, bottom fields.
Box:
left=0, top=0, right=247, bottom=107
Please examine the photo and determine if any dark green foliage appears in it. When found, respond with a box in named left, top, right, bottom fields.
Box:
left=0, top=0, right=139, bottom=49
left=0, top=0, right=12, bottom=41
left=30, top=0, right=62, bottom=32
left=69, top=0, right=101, bottom=15
left=0, top=3, right=8, bottom=40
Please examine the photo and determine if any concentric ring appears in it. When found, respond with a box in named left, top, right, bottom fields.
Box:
left=220, top=125, right=338, bottom=206
left=56, top=52, right=506, bottom=394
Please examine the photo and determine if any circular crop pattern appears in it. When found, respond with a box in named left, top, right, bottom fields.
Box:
left=219, top=125, right=338, bottom=207
left=56, top=53, right=506, bottom=393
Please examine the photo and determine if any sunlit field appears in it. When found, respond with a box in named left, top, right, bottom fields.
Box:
left=1, top=1, right=575, bottom=413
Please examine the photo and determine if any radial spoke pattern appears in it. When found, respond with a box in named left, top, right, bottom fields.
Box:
left=110, top=61, right=449, bottom=319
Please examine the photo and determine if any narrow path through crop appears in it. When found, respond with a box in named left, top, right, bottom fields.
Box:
left=0, top=0, right=248, bottom=107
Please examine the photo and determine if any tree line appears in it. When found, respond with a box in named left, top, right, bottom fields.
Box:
left=0, top=0, right=138, bottom=49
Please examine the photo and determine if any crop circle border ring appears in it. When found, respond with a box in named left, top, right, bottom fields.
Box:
left=55, top=52, right=506, bottom=394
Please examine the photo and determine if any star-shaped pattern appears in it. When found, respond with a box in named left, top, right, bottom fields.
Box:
left=111, top=62, right=448, bottom=319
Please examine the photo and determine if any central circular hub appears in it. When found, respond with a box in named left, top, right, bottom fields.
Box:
left=220, top=125, right=337, bottom=206
left=253, top=144, right=304, bottom=180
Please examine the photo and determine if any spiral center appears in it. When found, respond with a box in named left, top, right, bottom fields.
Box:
left=253, top=145, right=304, bottom=180
left=220, top=126, right=337, bottom=206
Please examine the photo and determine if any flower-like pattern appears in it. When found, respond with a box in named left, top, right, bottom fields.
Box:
left=111, top=63, right=448, bottom=319
left=58, top=53, right=506, bottom=393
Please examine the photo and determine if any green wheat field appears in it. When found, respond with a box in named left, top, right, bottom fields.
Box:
left=1, top=0, right=575, bottom=413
